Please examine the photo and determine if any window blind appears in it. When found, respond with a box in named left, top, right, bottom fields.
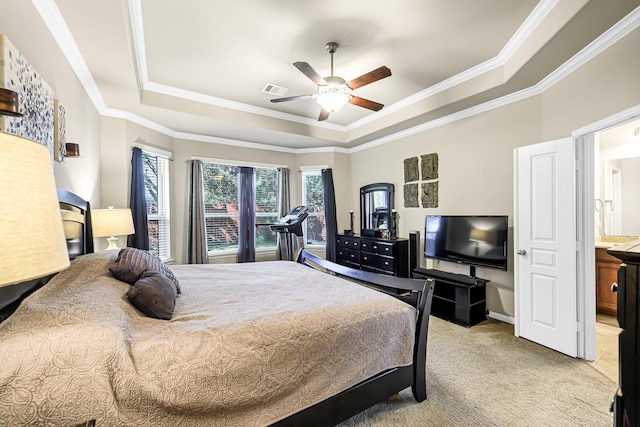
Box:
left=202, top=163, right=278, bottom=252
left=142, top=152, right=171, bottom=260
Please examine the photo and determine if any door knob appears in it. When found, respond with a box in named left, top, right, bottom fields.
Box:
left=517, top=249, right=527, bottom=255
left=611, top=282, right=618, bottom=293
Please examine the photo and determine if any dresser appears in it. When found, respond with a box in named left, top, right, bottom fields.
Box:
left=336, top=234, right=409, bottom=277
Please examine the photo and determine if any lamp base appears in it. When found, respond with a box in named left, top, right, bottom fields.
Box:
left=105, top=237, right=121, bottom=251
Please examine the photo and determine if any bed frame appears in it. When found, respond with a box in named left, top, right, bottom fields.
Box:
left=4, top=189, right=435, bottom=426
left=0, top=189, right=94, bottom=317
left=275, top=250, right=434, bottom=426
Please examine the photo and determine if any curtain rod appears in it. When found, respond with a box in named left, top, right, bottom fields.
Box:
left=190, top=155, right=287, bottom=169
left=132, top=139, right=173, bottom=160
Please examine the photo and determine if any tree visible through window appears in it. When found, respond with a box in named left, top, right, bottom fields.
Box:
left=302, top=171, right=326, bottom=245
left=202, top=163, right=278, bottom=252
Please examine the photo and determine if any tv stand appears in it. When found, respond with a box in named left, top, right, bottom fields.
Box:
left=412, top=268, right=488, bottom=327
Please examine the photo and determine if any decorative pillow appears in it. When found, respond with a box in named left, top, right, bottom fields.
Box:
left=109, top=247, right=181, bottom=294
left=126, top=270, right=177, bottom=320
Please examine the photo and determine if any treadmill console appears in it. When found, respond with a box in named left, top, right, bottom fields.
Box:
left=270, top=206, right=308, bottom=235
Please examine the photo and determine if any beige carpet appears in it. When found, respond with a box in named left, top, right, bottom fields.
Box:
left=339, top=317, right=617, bottom=426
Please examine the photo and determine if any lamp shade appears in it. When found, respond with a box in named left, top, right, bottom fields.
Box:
left=92, top=207, right=135, bottom=238
left=0, top=131, right=69, bottom=287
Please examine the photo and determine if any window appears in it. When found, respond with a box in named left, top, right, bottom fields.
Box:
left=142, top=151, right=170, bottom=260
left=202, top=163, right=278, bottom=253
left=302, top=171, right=326, bottom=245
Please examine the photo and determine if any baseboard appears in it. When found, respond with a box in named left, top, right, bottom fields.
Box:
left=488, top=311, right=515, bottom=325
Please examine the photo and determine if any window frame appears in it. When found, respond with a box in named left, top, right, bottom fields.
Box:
left=201, top=161, right=279, bottom=256
left=301, top=170, right=326, bottom=247
left=142, top=150, right=171, bottom=262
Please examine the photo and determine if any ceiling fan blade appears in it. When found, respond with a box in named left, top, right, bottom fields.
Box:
left=318, top=109, right=330, bottom=121
left=347, top=66, right=392, bottom=90
left=270, top=94, right=315, bottom=103
left=349, top=96, right=384, bottom=111
left=294, top=62, right=327, bottom=86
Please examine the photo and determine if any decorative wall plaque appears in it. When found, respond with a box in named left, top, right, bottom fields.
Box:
left=54, top=100, right=66, bottom=162
left=421, top=153, right=438, bottom=180
left=421, top=181, right=439, bottom=208
left=404, top=157, right=419, bottom=182
left=404, top=183, right=419, bottom=208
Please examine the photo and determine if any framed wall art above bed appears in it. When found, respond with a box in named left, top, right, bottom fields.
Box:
left=0, top=34, right=55, bottom=156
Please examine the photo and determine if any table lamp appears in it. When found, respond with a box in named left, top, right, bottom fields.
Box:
left=92, top=207, right=135, bottom=250
left=0, top=131, right=70, bottom=287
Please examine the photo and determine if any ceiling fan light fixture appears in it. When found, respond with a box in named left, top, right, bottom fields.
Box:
left=317, top=83, right=352, bottom=112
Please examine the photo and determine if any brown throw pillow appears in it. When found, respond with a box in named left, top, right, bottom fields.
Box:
left=109, top=247, right=181, bottom=294
left=126, top=270, right=177, bottom=320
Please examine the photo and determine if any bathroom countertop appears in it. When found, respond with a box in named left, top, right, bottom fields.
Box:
left=595, top=235, right=638, bottom=249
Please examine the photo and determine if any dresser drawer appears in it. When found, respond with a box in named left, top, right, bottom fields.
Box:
left=361, top=253, right=395, bottom=274
left=337, top=248, right=360, bottom=265
left=336, top=235, right=361, bottom=250
left=361, top=239, right=394, bottom=256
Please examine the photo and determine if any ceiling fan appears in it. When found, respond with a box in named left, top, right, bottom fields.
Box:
left=271, top=42, right=391, bottom=121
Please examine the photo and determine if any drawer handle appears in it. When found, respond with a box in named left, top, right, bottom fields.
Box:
left=384, top=261, right=389, bottom=265
left=611, top=282, right=618, bottom=293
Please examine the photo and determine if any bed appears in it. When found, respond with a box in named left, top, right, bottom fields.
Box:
left=0, top=189, right=434, bottom=426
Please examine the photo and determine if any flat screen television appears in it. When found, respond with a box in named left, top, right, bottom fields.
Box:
left=424, top=215, right=508, bottom=271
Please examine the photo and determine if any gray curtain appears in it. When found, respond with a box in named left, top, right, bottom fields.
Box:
left=186, top=160, right=209, bottom=264
left=127, top=147, right=149, bottom=250
left=322, top=168, right=338, bottom=262
left=237, top=166, right=255, bottom=263
left=277, top=168, right=292, bottom=260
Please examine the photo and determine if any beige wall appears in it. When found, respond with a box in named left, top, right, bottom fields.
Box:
left=349, top=28, right=640, bottom=318
left=98, top=118, right=176, bottom=250
left=0, top=1, right=102, bottom=207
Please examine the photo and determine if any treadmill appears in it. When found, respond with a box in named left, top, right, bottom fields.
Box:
left=267, top=206, right=308, bottom=261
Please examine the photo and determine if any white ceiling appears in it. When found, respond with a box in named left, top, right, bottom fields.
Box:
left=45, top=0, right=639, bottom=151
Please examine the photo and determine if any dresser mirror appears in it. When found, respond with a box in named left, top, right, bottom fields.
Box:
left=360, top=183, right=394, bottom=235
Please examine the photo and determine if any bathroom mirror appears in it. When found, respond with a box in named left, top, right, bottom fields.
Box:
left=599, top=158, right=640, bottom=236
left=360, top=183, right=394, bottom=235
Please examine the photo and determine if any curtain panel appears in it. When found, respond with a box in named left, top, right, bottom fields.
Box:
left=186, top=160, right=209, bottom=264
left=127, top=147, right=149, bottom=250
left=277, top=167, right=292, bottom=260
left=322, top=168, right=338, bottom=262
left=237, top=166, right=255, bottom=263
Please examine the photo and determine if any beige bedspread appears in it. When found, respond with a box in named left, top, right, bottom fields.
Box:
left=0, top=251, right=416, bottom=426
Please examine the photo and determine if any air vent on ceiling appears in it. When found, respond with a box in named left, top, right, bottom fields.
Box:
left=263, top=83, right=288, bottom=97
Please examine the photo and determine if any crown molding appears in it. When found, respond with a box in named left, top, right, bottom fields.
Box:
left=34, top=1, right=640, bottom=155
left=352, top=7, right=640, bottom=153
left=31, top=0, right=107, bottom=112
left=127, top=0, right=560, bottom=134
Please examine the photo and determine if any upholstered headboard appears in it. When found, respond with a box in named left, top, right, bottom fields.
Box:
left=57, top=188, right=94, bottom=259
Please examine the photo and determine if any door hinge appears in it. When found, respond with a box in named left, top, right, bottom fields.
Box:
left=576, top=321, right=584, bottom=335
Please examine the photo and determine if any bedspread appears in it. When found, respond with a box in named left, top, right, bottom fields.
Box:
left=0, top=252, right=416, bottom=426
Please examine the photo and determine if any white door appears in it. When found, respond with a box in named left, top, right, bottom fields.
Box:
left=514, top=137, right=577, bottom=357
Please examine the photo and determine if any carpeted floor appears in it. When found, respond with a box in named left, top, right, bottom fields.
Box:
left=338, top=317, right=617, bottom=426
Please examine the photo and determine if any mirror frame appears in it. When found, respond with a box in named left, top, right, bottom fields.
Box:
left=360, top=183, right=394, bottom=235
